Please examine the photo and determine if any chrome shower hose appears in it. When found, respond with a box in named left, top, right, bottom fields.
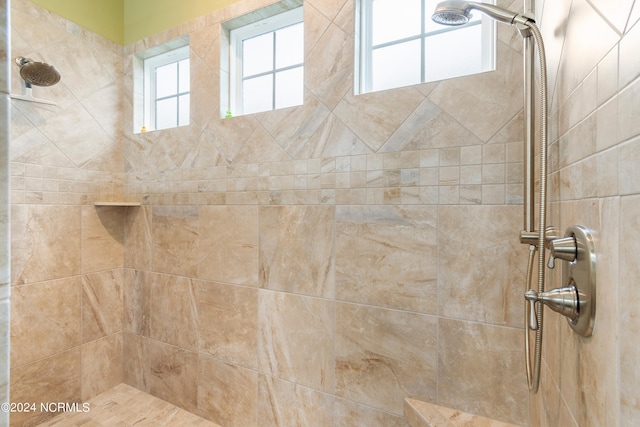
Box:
left=523, top=21, right=548, bottom=394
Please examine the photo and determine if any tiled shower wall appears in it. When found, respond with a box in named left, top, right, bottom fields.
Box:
left=8, top=0, right=534, bottom=426
left=8, top=0, right=125, bottom=425
left=122, top=0, right=529, bottom=426
left=531, top=0, right=640, bottom=426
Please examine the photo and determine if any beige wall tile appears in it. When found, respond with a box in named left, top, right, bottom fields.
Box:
left=333, top=87, right=424, bottom=152
left=10, top=348, right=82, bottom=427
left=618, top=10, right=640, bottom=87
left=148, top=272, right=199, bottom=351
left=11, top=277, right=81, bottom=368
left=334, top=397, right=408, bottom=427
left=11, top=204, right=81, bottom=285
left=199, top=206, right=258, bottom=286
left=335, top=302, right=437, bottom=415
left=258, top=290, right=334, bottom=393
left=151, top=205, right=199, bottom=277
left=123, top=332, right=149, bottom=393
left=197, top=355, right=258, bottom=427
left=124, top=206, right=152, bottom=270
left=438, top=318, right=527, bottom=426
left=256, top=94, right=330, bottom=158
left=257, top=374, right=334, bottom=427
left=618, top=136, right=640, bottom=195
left=427, top=42, right=523, bottom=142
left=619, top=195, right=640, bottom=423
left=336, top=205, right=437, bottom=313
left=81, top=333, right=123, bottom=400
left=305, top=21, right=352, bottom=110
left=299, top=114, right=371, bottom=159
left=259, top=205, right=335, bottom=298
left=202, top=115, right=259, bottom=164
left=123, top=269, right=151, bottom=336
left=437, top=205, right=527, bottom=327
left=148, top=338, right=198, bottom=413
left=82, top=205, right=125, bottom=272
left=82, top=269, right=124, bottom=343
left=197, top=279, right=258, bottom=369
left=381, top=99, right=482, bottom=152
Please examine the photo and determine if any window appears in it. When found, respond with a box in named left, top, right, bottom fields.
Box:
left=133, top=37, right=190, bottom=133
left=355, top=0, right=495, bottom=94
left=144, top=46, right=190, bottom=131
left=221, top=1, right=304, bottom=117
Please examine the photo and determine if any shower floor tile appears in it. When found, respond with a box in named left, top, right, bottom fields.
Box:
left=36, top=383, right=220, bottom=426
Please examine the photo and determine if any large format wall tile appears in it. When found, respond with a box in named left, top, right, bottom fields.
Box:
left=333, top=397, right=408, bottom=427
left=333, top=87, right=425, bottom=152
left=199, top=206, right=258, bottom=286
left=147, top=338, right=198, bottom=414
left=438, top=318, right=526, bottom=426
left=197, top=279, right=258, bottom=369
left=123, top=332, right=149, bottom=392
left=335, top=302, right=437, bottom=415
left=11, top=205, right=81, bottom=285
left=82, top=205, right=125, bottom=273
left=197, top=355, right=258, bottom=427
left=427, top=41, right=523, bottom=142
left=305, top=20, right=352, bottom=110
left=619, top=195, right=640, bottom=423
left=437, top=205, right=527, bottom=327
left=258, top=290, right=335, bottom=393
left=124, top=206, right=152, bottom=270
left=82, top=269, right=124, bottom=343
left=148, top=273, right=199, bottom=351
left=123, top=269, right=151, bottom=336
left=259, top=205, right=335, bottom=298
left=257, top=374, right=334, bottom=427
left=336, top=205, right=437, bottom=313
left=11, top=277, right=81, bottom=368
left=151, top=205, right=200, bottom=277
left=10, top=348, right=82, bottom=427
left=81, top=333, right=123, bottom=400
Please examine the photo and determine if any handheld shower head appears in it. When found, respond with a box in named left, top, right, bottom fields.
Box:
left=432, top=1, right=532, bottom=27
left=15, top=57, right=61, bottom=87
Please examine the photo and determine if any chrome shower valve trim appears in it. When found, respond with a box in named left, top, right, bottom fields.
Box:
left=525, top=225, right=596, bottom=338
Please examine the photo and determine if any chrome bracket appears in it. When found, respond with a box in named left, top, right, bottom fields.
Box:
left=515, top=12, right=536, bottom=38
left=519, top=226, right=559, bottom=247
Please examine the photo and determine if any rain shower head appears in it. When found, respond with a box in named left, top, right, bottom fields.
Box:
left=432, top=1, right=532, bottom=27
left=15, top=57, right=61, bottom=87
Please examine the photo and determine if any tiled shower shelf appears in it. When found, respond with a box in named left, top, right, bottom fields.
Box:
left=93, top=201, right=141, bottom=206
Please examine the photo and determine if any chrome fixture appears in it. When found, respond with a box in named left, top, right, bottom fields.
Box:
left=526, top=225, right=596, bottom=337
left=432, top=0, right=531, bottom=26
left=15, top=57, right=61, bottom=87
left=433, top=1, right=597, bottom=393
left=11, top=57, right=61, bottom=105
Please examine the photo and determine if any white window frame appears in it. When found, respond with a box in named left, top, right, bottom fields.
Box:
left=227, top=6, right=304, bottom=116
left=143, top=45, right=190, bottom=131
left=355, top=0, right=495, bottom=94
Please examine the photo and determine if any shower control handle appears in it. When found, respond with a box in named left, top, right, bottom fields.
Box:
left=547, top=236, right=577, bottom=269
left=527, top=297, right=538, bottom=330
left=525, top=284, right=579, bottom=322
